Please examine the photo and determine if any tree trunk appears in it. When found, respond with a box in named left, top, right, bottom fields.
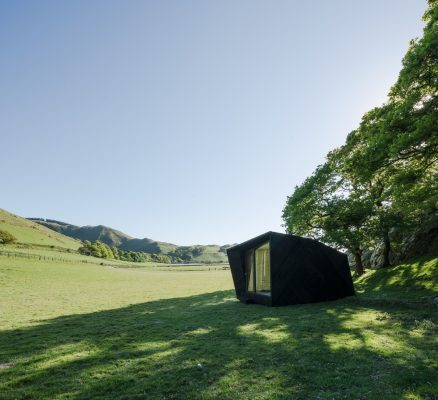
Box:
left=382, top=229, right=391, bottom=268
left=354, top=250, right=365, bottom=276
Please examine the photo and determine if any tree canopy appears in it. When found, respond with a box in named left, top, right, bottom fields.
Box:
left=283, top=1, right=437, bottom=275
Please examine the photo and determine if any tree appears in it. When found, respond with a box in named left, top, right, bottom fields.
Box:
left=111, top=246, right=119, bottom=259
left=330, top=122, right=399, bottom=268
left=0, top=229, right=17, bottom=244
left=282, top=162, right=372, bottom=276
left=337, top=1, right=438, bottom=265
left=283, top=1, right=437, bottom=275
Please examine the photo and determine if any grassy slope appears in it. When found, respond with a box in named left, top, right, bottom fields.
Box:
left=355, top=256, right=437, bottom=299
left=192, top=245, right=227, bottom=263
left=31, top=218, right=228, bottom=262
left=35, top=220, right=133, bottom=248
left=0, top=209, right=80, bottom=250
left=0, top=255, right=436, bottom=400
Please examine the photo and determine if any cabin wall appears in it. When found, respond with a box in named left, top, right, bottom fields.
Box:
left=227, top=232, right=355, bottom=307
left=271, top=235, right=354, bottom=306
left=270, top=235, right=300, bottom=305
left=227, top=248, right=245, bottom=297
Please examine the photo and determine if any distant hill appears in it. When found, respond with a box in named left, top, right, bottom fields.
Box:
left=30, top=219, right=132, bottom=248
left=28, top=217, right=230, bottom=263
left=0, top=209, right=80, bottom=250
left=118, top=238, right=178, bottom=254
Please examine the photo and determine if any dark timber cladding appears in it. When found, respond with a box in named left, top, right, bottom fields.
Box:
left=226, top=231, right=355, bottom=306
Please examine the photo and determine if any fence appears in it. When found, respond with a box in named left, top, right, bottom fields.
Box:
left=0, top=249, right=90, bottom=264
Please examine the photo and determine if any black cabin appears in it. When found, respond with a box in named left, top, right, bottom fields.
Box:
left=226, top=231, right=355, bottom=306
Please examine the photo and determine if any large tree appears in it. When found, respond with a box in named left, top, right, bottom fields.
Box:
left=282, top=162, right=372, bottom=276
left=283, top=0, right=437, bottom=271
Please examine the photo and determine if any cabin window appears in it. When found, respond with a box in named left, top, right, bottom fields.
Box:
left=245, top=241, right=271, bottom=294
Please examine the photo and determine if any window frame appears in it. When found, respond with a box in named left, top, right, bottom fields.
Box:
left=245, top=240, right=271, bottom=295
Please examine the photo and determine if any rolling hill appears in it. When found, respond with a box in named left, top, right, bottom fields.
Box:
left=0, top=209, right=80, bottom=250
left=28, top=219, right=132, bottom=248
left=28, top=217, right=230, bottom=263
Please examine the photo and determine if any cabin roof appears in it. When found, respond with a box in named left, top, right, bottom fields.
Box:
left=227, top=231, right=291, bottom=252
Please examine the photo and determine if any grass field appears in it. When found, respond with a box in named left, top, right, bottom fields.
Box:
left=0, top=252, right=437, bottom=400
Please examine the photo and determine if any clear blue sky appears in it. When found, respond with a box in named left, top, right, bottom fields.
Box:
left=0, top=1, right=426, bottom=245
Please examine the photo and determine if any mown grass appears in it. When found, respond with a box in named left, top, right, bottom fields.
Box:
left=0, top=255, right=436, bottom=399
left=0, top=256, right=232, bottom=329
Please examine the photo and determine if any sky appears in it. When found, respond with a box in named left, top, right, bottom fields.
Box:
left=0, top=0, right=427, bottom=245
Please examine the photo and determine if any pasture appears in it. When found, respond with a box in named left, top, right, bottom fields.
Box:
left=0, top=254, right=437, bottom=399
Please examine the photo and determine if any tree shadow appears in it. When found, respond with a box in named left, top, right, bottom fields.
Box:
left=355, top=256, right=437, bottom=300
left=0, top=289, right=437, bottom=399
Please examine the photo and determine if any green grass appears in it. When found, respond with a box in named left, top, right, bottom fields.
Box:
left=0, top=254, right=436, bottom=399
left=0, top=256, right=233, bottom=329
left=0, top=209, right=80, bottom=250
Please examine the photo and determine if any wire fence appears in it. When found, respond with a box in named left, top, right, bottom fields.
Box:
left=0, top=249, right=90, bottom=264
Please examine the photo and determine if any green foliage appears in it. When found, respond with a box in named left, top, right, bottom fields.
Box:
left=283, top=1, right=438, bottom=273
left=0, top=229, right=17, bottom=244
left=77, top=240, right=176, bottom=263
left=169, top=246, right=204, bottom=261
left=79, top=240, right=115, bottom=259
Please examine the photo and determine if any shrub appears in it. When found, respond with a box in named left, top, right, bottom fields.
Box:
left=0, top=229, right=17, bottom=244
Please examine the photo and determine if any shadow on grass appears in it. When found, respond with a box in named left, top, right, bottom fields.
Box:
left=356, top=256, right=438, bottom=296
left=0, top=290, right=437, bottom=400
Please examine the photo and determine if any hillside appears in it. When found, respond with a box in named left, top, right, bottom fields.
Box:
left=118, top=237, right=178, bottom=254
left=28, top=217, right=229, bottom=263
left=355, top=256, right=437, bottom=299
left=0, top=209, right=80, bottom=250
left=29, top=219, right=132, bottom=248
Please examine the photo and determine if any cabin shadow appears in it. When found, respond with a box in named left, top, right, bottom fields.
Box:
left=0, top=290, right=436, bottom=399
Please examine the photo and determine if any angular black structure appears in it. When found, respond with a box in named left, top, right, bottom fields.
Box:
left=226, top=231, right=355, bottom=306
